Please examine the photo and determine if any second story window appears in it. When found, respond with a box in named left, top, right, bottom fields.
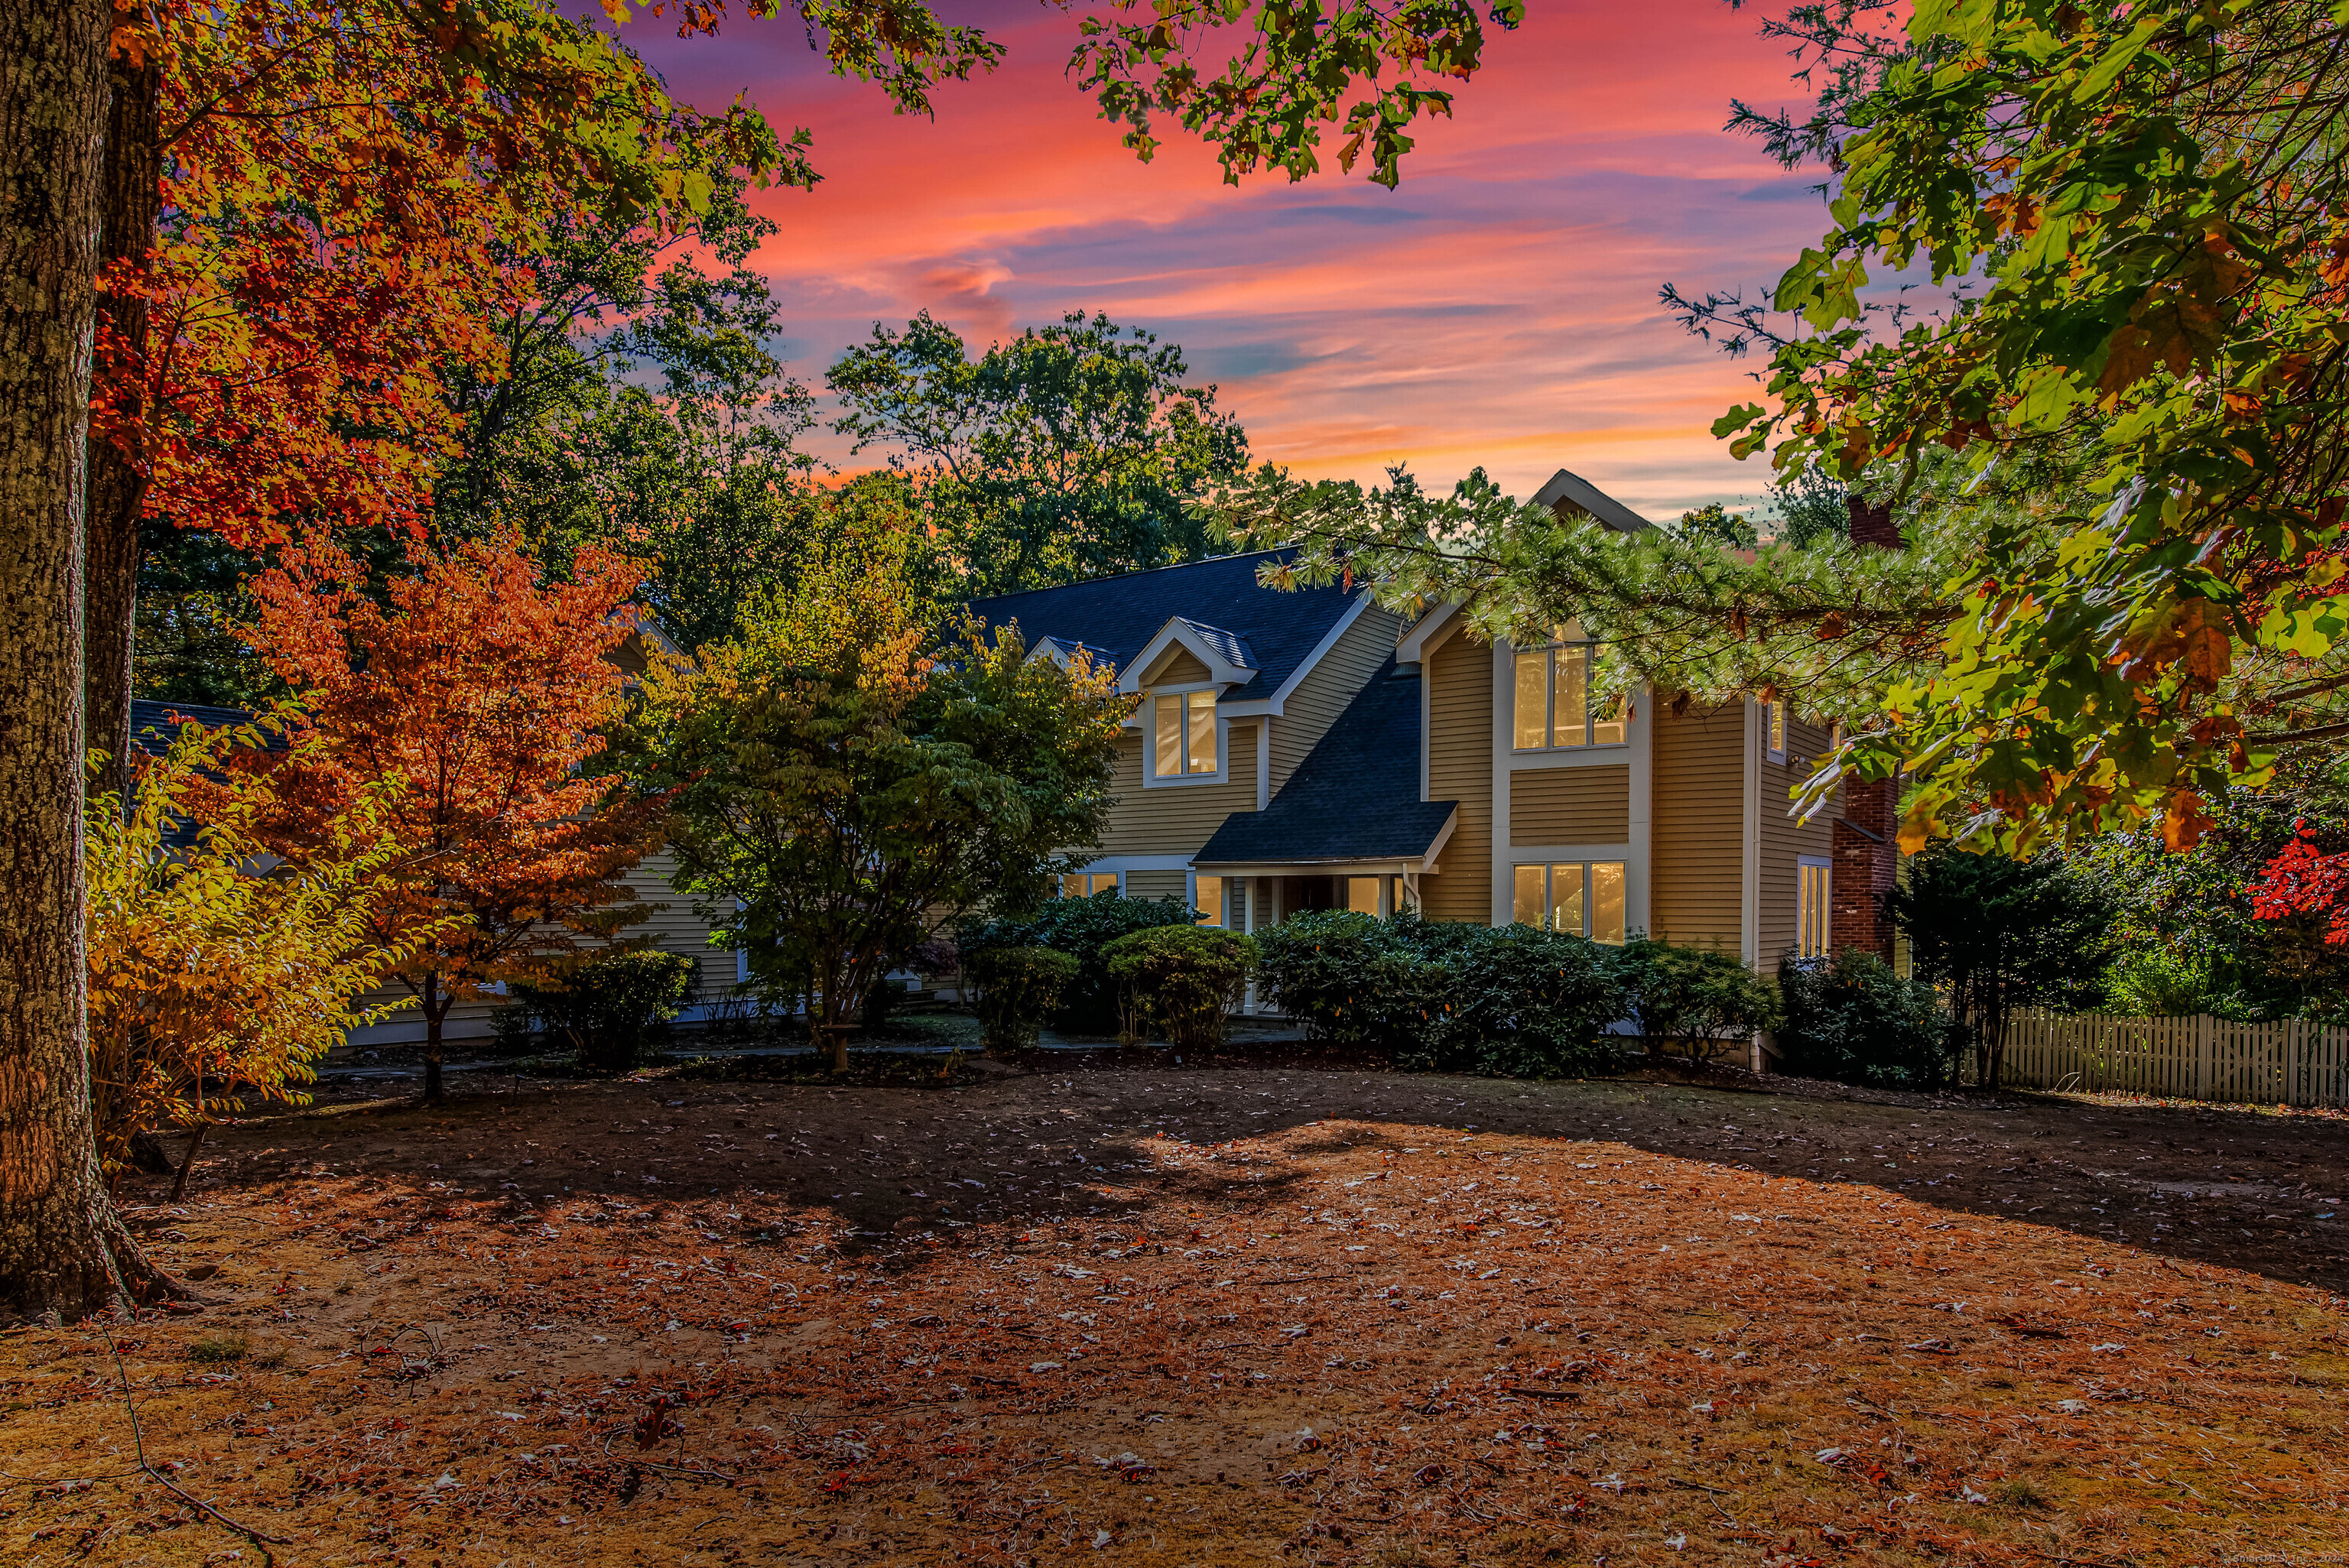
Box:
left=1513, top=632, right=1626, bottom=751
left=1153, top=689, right=1218, bottom=776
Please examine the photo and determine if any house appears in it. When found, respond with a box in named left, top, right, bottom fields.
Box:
left=965, top=467, right=1901, bottom=975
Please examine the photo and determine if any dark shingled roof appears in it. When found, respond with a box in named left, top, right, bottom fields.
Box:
left=128, top=699, right=267, bottom=757
left=966, top=549, right=1356, bottom=699
left=1194, top=659, right=1456, bottom=866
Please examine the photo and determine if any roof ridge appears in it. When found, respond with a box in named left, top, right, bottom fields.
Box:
left=967, top=547, right=1295, bottom=609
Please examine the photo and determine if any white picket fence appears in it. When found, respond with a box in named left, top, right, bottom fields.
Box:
left=2000, top=1012, right=2349, bottom=1108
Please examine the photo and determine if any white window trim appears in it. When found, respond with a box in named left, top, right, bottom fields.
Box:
left=1142, top=683, right=1231, bottom=787
left=1510, top=637, right=1630, bottom=755
left=1187, top=870, right=1229, bottom=928
left=1507, top=857, right=1631, bottom=945
left=1061, top=869, right=1125, bottom=898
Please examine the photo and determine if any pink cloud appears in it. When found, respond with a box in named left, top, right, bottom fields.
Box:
left=630, top=0, right=1829, bottom=520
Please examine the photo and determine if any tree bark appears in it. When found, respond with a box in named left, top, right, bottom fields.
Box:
left=423, top=971, right=445, bottom=1101
left=84, top=50, right=162, bottom=805
left=0, top=0, right=161, bottom=1320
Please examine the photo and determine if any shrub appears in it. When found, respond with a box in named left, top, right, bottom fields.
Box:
left=1256, top=911, right=1627, bottom=1077
left=862, top=977, right=909, bottom=1034
left=504, top=948, right=699, bottom=1073
left=961, top=945, right=1081, bottom=1051
left=1103, top=926, right=1258, bottom=1049
left=959, top=891, right=1197, bottom=1033
left=1618, top=938, right=1780, bottom=1063
left=1777, top=950, right=1964, bottom=1089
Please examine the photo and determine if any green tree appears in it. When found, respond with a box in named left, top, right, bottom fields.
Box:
left=830, top=310, right=1250, bottom=597
left=624, top=488, right=1128, bottom=1070
left=1884, top=846, right=2116, bottom=1086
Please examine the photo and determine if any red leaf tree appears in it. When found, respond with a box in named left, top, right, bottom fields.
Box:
left=233, top=532, right=665, bottom=1098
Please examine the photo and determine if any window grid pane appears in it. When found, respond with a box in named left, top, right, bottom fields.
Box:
left=1513, top=652, right=1548, bottom=750
left=1512, top=864, right=1545, bottom=926
left=1186, top=690, right=1217, bottom=774
left=1552, top=646, right=1587, bottom=748
left=1550, top=862, right=1585, bottom=936
left=1590, top=862, right=1626, bottom=944
left=1195, top=875, right=1224, bottom=927
left=1154, top=695, right=1182, bottom=776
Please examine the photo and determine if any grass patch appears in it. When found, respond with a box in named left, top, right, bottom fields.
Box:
left=186, top=1329, right=249, bottom=1364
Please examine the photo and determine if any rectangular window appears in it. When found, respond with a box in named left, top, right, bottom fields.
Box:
left=1153, top=690, right=1217, bottom=775
left=1347, top=876, right=1382, bottom=915
left=1194, top=875, right=1224, bottom=927
left=1061, top=872, right=1119, bottom=898
left=1510, top=862, right=1628, bottom=943
left=1764, top=699, right=1787, bottom=759
left=1796, top=860, right=1831, bottom=958
left=1512, top=638, right=1623, bottom=750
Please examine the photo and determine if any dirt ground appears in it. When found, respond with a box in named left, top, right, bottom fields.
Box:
left=5, top=1053, right=2346, bottom=1567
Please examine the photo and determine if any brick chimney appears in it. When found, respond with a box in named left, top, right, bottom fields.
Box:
left=1845, top=492, right=1899, bottom=547
left=1831, top=489, right=1901, bottom=962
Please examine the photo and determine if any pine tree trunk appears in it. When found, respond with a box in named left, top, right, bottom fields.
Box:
left=83, top=50, right=161, bottom=805
left=0, top=0, right=162, bottom=1320
left=423, top=972, right=444, bottom=1101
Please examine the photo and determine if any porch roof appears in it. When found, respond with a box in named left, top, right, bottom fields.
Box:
left=1192, top=658, right=1457, bottom=870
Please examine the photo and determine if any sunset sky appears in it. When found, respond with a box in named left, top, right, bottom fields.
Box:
left=632, top=2, right=1828, bottom=523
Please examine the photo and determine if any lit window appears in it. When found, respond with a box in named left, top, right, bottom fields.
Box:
left=1347, top=877, right=1382, bottom=915
left=1510, top=862, right=1627, bottom=943
left=1797, top=861, right=1831, bottom=958
left=1194, top=875, right=1225, bottom=927
left=1153, top=690, right=1218, bottom=775
left=1764, top=698, right=1787, bottom=758
left=1061, top=872, right=1119, bottom=898
left=1512, top=636, right=1624, bottom=750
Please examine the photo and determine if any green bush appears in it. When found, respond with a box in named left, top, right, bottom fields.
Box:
left=959, top=891, right=1197, bottom=1033
left=1617, top=937, right=1779, bottom=1063
left=1255, top=911, right=1626, bottom=1077
left=1776, top=950, right=1964, bottom=1089
left=499, top=948, right=699, bottom=1073
left=1102, top=926, right=1258, bottom=1050
left=960, top=945, right=1080, bottom=1051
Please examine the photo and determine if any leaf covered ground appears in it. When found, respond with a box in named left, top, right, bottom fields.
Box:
left=6, top=1059, right=2345, bottom=1566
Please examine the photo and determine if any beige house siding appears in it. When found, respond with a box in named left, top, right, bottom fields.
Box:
left=1507, top=764, right=1631, bottom=846
left=1124, top=868, right=1189, bottom=904
left=1098, top=722, right=1262, bottom=855
left=1419, top=631, right=1493, bottom=922
left=1649, top=703, right=1745, bottom=952
left=1269, top=605, right=1405, bottom=795
left=1152, top=648, right=1213, bottom=685
left=1756, top=716, right=1841, bottom=967
left=343, top=852, right=732, bottom=1047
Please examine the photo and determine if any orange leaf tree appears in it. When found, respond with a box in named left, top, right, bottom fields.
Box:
left=234, top=532, right=664, bottom=1098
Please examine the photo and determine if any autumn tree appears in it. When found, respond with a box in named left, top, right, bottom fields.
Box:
left=624, top=486, right=1127, bottom=1070
left=831, top=310, right=1249, bottom=597
left=233, top=534, right=664, bottom=1099
left=87, top=713, right=442, bottom=1187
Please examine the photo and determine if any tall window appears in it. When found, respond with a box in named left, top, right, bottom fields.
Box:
left=1153, top=690, right=1217, bottom=776
left=1796, top=860, right=1831, bottom=958
left=1194, top=875, right=1225, bottom=927
left=1510, top=862, right=1627, bottom=943
left=1763, top=698, right=1787, bottom=759
left=1514, top=634, right=1626, bottom=750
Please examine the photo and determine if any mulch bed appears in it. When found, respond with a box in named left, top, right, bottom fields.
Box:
left=5, top=1063, right=2344, bottom=1565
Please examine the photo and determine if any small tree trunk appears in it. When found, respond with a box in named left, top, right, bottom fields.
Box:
left=0, top=0, right=174, bottom=1320
left=83, top=50, right=162, bottom=806
left=168, top=1121, right=207, bottom=1202
left=422, top=971, right=445, bottom=1101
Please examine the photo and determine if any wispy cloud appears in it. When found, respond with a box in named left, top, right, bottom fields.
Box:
left=629, top=0, right=1824, bottom=521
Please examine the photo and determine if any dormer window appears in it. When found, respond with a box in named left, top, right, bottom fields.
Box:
left=1153, top=690, right=1218, bottom=776
left=1512, top=629, right=1626, bottom=751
